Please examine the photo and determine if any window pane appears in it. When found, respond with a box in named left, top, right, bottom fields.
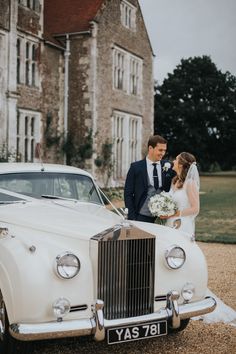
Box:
left=24, top=138, right=28, bottom=162
left=31, top=139, right=34, bottom=162
left=16, top=113, right=20, bottom=135
left=25, top=62, right=29, bottom=84
left=31, top=117, right=35, bottom=135
left=32, top=45, right=36, bottom=60
left=32, top=63, right=35, bottom=86
left=25, top=116, right=28, bottom=135
left=113, top=115, right=124, bottom=179
left=26, top=42, right=29, bottom=58
left=16, top=138, right=20, bottom=161
left=17, top=39, right=21, bottom=83
left=17, top=39, right=21, bottom=55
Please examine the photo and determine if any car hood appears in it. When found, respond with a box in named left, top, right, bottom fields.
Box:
left=0, top=200, right=123, bottom=241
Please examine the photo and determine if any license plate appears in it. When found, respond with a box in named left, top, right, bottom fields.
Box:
left=107, top=320, right=167, bottom=344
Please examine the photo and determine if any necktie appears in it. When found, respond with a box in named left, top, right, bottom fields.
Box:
left=152, top=163, right=159, bottom=190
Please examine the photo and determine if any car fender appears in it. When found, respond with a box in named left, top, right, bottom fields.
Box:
left=0, top=250, right=19, bottom=323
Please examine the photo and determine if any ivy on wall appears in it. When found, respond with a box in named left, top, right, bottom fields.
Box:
left=44, top=120, right=114, bottom=187
left=95, top=139, right=114, bottom=187
left=45, top=112, right=61, bottom=148
left=0, top=144, right=17, bottom=162
left=63, top=129, right=93, bottom=168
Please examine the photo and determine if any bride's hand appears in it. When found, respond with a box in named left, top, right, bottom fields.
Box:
left=159, top=210, right=181, bottom=219
left=159, top=215, right=170, bottom=219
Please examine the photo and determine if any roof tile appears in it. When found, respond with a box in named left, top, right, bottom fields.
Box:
left=44, top=0, right=104, bottom=36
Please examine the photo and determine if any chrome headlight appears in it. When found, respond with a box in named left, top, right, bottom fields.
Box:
left=55, top=252, right=80, bottom=279
left=165, top=245, right=186, bottom=269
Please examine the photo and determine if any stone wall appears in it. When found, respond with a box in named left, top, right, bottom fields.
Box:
left=0, top=0, right=10, bottom=30
left=40, top=43, right=65, bottom=163
left=95, top=0, right=153, bottom=163
left=65, top=34, right=94, bottom=168
left=68, top=35, right=92, bottom=139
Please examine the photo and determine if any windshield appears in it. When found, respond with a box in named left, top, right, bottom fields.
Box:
left=0, top=191, right=26, bottom=203
left=0, top=172, right=102, bottom=205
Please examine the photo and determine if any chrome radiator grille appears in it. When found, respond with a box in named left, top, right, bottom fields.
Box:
left=97, top=237, right=155, bottom=320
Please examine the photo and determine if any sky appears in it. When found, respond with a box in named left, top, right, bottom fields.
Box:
left=139, top=0, right=236, bottom=84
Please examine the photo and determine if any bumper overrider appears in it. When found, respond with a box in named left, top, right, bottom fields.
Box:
left=9, top=291, right=216, bottom=342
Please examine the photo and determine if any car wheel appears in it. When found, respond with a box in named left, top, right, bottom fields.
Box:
left=168, top=319, right=190, bottom=333
left=0, top=289, right=32, bottom=354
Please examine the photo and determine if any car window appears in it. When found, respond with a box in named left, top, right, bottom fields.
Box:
left=0, top=172, right=102, bottom=204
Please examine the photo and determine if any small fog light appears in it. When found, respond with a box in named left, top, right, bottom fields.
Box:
left=181, top=283, right=195, bottom=301
left=52, top=297, right=71, bottom=320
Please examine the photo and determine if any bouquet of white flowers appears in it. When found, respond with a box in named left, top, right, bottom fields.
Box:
left=148, top=191, right=178, bottom=225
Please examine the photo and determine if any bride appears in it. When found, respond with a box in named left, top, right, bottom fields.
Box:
left=162, top=152, right=236, bottom=326
left=164, top=152, right=199, bottom=237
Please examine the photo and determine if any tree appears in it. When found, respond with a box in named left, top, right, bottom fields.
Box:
left=154, top=56, right=236, bottom=171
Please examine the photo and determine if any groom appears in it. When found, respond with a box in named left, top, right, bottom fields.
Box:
left=124, top=135, right=175, bottom=222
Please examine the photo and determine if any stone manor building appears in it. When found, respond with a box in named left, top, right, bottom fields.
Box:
left=0, top=0, right=154, bottom=186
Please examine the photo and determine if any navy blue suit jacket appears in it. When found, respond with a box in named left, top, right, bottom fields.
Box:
left=124, top=159, right=175, bottom=220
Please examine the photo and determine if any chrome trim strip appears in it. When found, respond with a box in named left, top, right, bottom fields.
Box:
left=155, top=295, right=167, bottom=302
left=9, top=296, right=216, bottom=341
left=70, top=304, right=88, bottom=312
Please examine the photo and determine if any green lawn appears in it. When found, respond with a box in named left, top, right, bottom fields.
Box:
left=196, top=176, right=236, bottom=243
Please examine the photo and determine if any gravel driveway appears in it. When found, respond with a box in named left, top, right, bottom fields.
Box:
left=31, top=242, right=236, bottom=354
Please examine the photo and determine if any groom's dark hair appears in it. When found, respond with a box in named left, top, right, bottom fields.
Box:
left=148, top=135, right=167, bottom=148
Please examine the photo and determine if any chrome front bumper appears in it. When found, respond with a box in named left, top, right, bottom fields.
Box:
left=9, top=292, right=216, bottom=342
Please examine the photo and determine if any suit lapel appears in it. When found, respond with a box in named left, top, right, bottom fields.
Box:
left=161, top=160, right=165, bottom=188
left=141, top=159, right=148, bottom=189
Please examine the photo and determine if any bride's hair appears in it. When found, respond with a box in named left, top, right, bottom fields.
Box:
left=173, top=152, right=196, bottom=189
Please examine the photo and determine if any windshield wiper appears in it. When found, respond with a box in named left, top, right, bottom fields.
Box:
left=0, top=201, right=27, bottom=204
left=41, top=195, right=78, bottom=202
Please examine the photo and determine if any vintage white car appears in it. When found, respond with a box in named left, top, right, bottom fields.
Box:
left=0, top=163, right=216, bottom=352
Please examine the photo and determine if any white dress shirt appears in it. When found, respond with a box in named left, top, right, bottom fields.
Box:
left=146, top=157, right=162, bottom=188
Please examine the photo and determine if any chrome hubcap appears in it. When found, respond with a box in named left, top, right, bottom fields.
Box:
left=0, top=291, right=6, bottom=341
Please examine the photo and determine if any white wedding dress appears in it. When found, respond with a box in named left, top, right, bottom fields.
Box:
left=166, top=181, right=236, bottom=326
left=166, top=184, right=196, bottom=238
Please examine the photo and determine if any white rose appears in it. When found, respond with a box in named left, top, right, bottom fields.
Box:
left=163, top=162, right=171, bottom=172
